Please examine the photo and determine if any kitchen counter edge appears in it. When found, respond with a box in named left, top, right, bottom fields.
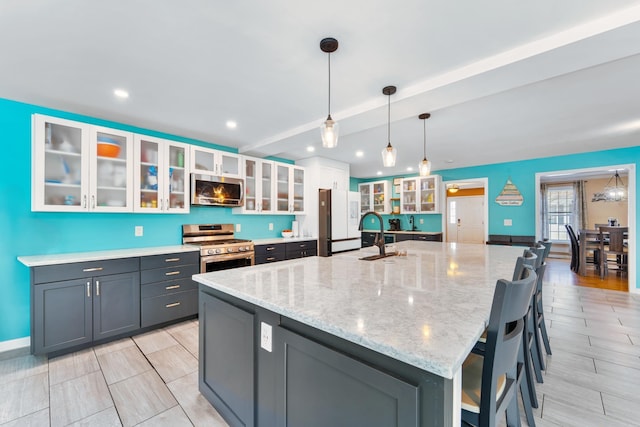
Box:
left=17, top=245, right=200, bottom=267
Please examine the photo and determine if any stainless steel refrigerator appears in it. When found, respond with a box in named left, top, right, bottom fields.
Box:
left=318, top=189, right=361, bottom=256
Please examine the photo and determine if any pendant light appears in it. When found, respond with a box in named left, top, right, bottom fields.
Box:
left=418, top=113, right=431, bottom=176
left=320, top=37, right=339, bottom=148
left=603, top=170, right=627, bottom=201
left=381, top=85, right=397, bottom=167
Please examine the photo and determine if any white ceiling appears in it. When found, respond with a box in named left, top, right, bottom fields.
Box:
left=2, top=1, right=640, bottom=178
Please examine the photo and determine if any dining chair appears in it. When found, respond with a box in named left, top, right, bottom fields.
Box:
left=565, top=224, right=579, bottom=272
left=461, top=265, right=537, bottom=427
left=599, top=226, right=629, bottom=279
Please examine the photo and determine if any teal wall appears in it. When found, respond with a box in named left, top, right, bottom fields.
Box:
left=0, top=98, right=295, bottom=343
left=1, top=96, right=638, bottom=344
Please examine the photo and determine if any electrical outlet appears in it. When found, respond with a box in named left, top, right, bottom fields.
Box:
left=419, top=218, right=424, bottom=224
left=260, top=322, right=272, bottom=352
left=269, top=223, right=273, bottom=231
left=236, top=224, right=241, bottom=232
left=504, top=219, right=513, bottom=226
left=135, top=226, right=143, bottom=237
left=371, top=218, right=375, bottom=223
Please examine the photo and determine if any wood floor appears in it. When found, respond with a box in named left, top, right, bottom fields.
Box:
left=1, top=259, right=639, bottom=426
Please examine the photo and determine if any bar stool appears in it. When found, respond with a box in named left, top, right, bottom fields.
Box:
left=461, top=265, right=537, bottom=427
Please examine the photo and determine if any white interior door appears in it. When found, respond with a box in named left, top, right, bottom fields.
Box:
left=447, top=196, right=484, bottom=244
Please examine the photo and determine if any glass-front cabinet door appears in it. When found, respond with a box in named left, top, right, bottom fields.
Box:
left=358, top=181, right=390, bottom=214
left=239, top=157, right=274, bottom=214
left=32, top=115, right=133, bottom=213
left=276, top=164, right=290, bottom=213
left=292, top=166, right=304, bottom=213
left=89, top=126, right=133, bottom=212
left=400, top=175, right=440, bottom=213
left=359, top=183, right=371, bottom=213
left=32, top=115, right=89, bottom=212
left=260, top=161, right=273, bottom=212
left=134, top=135, right=189, bottom=213
left=191, top=146, right=240, bottom=177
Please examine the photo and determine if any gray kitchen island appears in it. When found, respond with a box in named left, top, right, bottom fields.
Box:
left=193, top=240, right=523, bottom=427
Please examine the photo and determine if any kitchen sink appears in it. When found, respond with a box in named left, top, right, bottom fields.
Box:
left=359, top=252, right=398, bottom=261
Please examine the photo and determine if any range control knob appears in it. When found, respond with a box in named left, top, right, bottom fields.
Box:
left=227, top=247, right=235, bottom=253
left=238, top=247, right=245, bottom=252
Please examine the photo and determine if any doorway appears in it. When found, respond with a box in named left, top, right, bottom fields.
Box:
left=443, top=178, right=488, bottom=244
left=535, top=164, right=636, bottom=292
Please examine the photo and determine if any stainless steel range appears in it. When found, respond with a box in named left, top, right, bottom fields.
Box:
left=182, top=224, right=254, bottom=273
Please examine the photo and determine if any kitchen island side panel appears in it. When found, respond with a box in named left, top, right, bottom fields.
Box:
left=199, top=286, right=453, bottom=427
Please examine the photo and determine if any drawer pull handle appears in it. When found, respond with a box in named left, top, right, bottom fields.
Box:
left=165, top=284, right=181, bottom=290
left=165, top=258, right=180, bottom=262
left=166, top=302, right=181, bottom=308
left=165, top=271, right=180, bottom=276
left=266, top=257, right=276, bottom=261
left=82, top=267, right=103, bottom=272
left=266, top=247, right=275, bottom=251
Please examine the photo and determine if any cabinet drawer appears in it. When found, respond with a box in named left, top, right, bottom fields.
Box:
left=255, top=243, right=285, bottom=257
left=141, top=263, right=198, bottom=285
left=255, top=253, right=286, bottom=265
left=414, top=234, right=443, bottom=242
left=285, top=240, right=316, bottom=253
left=140, top=251, right=199, bottom=270
left=33, top=257, right=139, bottom=284
left=141, top=290, right=198, bottom=327
left=142, top=278, right=198, bottom=299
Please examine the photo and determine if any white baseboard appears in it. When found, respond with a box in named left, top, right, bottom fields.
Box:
left=0, top=337, right=30, bottom=354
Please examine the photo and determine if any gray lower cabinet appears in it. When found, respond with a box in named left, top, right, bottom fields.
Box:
left=199, top=290, right=255, bottom=427
left=32, top=258, right=140, bottom=355
left=255, top=243, right=286, bottom=265
left=140, top=252, right=199, bottom=327
left=285, top=240, right=317, bottom=259
left=274, top=326, right=419, bottom=427
left=198, top=289, right=421, bottom=427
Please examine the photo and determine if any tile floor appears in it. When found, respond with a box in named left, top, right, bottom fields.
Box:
left=0, top=320, right=229, bottom=426
left=1, top=276, right=639, bottom=426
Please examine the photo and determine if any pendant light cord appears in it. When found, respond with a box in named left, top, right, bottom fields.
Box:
left=387, top=92, right=391, bottom=143
left=327, top=52, right=331, bottom=116
left=423, top=119, right=426, bottom=159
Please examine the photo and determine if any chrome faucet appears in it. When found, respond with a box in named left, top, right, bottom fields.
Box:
left=358, top=211, right=386, bottom=257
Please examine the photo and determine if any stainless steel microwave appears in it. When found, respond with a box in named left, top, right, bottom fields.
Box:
left=191, top=174, right=244, bottom=207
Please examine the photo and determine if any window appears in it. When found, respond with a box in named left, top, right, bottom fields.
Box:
left=545, top=185, right=575, bottom=242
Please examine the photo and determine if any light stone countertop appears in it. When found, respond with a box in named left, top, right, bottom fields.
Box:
left=193, top=241, right=524, bottom=379
left=17, top=245, right=199, bottom=267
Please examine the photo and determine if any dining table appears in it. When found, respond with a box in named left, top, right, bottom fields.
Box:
left=578, top=226, right=629, bottom=276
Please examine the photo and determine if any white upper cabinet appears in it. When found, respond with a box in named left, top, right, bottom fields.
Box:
left=32, top=114, right=134, bottom=212
left=358, top=180, right=390, bottom=214
left=190, top=146, right=241, bottom=178
left=235, top=156, right=275, bottom=214
left=400, top=175, right=441, bottom=214
left=276, top=164, right=305, bottom=214
left=134, top=134, right=189, bottom=213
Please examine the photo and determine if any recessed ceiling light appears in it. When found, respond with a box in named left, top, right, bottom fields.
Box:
left=406, top=167, right=413, bottom=171
left=226, top=120, right=237, bottom=129
left=376, top=171, right=382, bottom=176
left=307, top=146, right=315, bottom=152
left=114, top=89, right=129, bottom=99
left=446, top=159, right=454, bottom=163
left=355, top=150, right=364, bottom=157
